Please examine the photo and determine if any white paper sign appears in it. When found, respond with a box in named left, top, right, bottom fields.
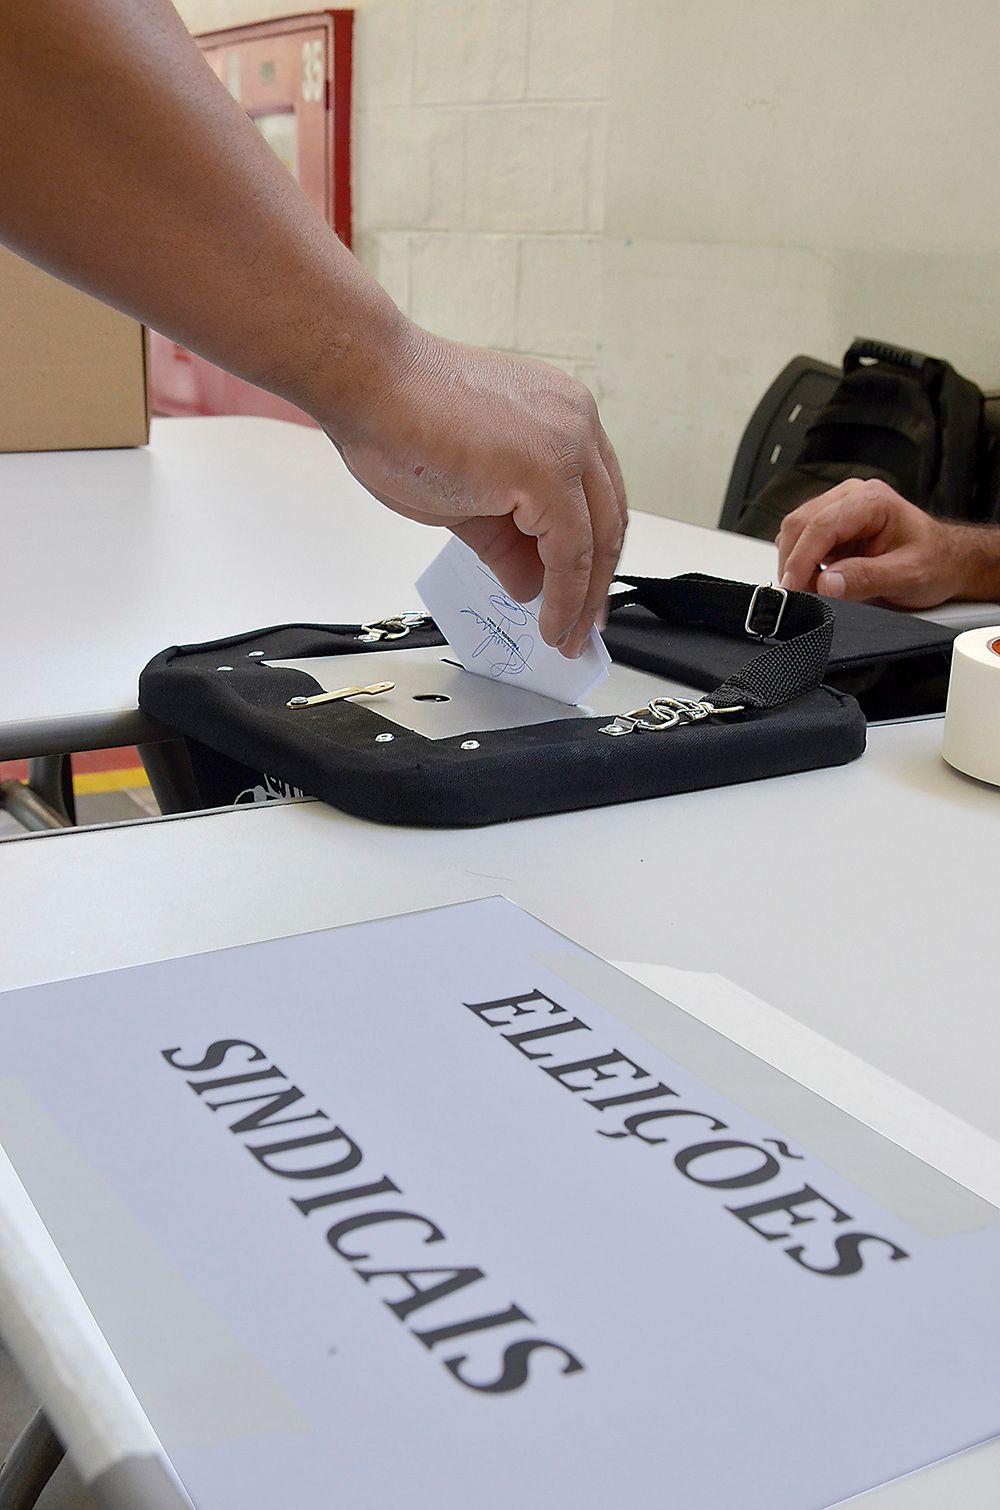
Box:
left=416, top=535, right=611, bottom=704
left=1, top=899, right=998, bottom=1510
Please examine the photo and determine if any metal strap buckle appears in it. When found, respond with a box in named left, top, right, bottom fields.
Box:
left=357, top=612, right=432, bottom=643
left=599, top=697, right=745, bottom=735
left=745, top=582, right=788, bottom=640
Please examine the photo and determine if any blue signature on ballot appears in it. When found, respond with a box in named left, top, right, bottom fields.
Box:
left=460, top=566, right=537, bottom=678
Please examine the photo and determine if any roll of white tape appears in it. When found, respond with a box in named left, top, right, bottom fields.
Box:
left=942, top=626, right=1000, bottom=785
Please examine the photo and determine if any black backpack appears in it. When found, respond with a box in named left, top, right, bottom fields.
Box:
left=736, top=338, right=995, bottom=540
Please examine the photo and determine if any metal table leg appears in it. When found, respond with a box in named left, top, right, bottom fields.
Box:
left=25, top=759, right=76, bottom=826
left=0, top=757, right=74, bottom=833
left=137, top=740, right=202, bottom=815
left=0, top=1411, right=64, bottom=1510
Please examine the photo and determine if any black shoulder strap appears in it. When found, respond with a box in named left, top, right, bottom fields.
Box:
left=611, top=573, right=834, bottom=712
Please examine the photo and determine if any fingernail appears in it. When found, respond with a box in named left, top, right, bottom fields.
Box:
left=820, top=570, right=846, bottom=598
left=779, top=571, right=792, bottom=589
left=559, top=633, right=584, bottom=659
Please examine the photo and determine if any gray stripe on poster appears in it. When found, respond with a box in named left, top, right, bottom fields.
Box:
left=537, top=951, right=999, bottom=1237
left=0, top=1080, right=308, bottom=1452
left=89, top=1454, right=194, bottom=1510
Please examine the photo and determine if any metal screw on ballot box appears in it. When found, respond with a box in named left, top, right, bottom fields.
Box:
left=247, top=650, right=264, bottom=658
left=375, top=733, right=394, bottom=743
left=460, top=741, right=480, bottom=751
left=216, top=665, right=234, bottom=672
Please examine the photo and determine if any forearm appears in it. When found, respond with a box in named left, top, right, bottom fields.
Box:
left=0, top=0, right=627, bottom=653
left=0, top=0, right=408, bottom=438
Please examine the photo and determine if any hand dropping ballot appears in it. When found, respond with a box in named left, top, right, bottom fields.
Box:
left=416, top=536, right=610, bottom=705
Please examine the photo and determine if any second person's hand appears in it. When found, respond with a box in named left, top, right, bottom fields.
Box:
left=777, top=478, right=966, bottom=609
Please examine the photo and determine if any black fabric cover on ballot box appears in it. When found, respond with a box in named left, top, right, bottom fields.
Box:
left=138, top=574, right=868, bottom=827
left=606, top=576, right=958, bottom=722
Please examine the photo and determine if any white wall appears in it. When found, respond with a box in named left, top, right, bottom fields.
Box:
left=174, top=1, right=303, bottom=27
left=175, top=0, right=610, bottom=397
left=174, top=0, right=1000, bottom=525
left=601, top=0, right=1000, bottom=522
left=352, top=0, right=610, bottom=400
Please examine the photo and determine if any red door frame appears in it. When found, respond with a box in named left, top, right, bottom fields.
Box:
left=149, top=10, right=353, bottom=423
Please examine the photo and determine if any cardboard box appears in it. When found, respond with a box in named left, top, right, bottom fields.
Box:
left=0, top=244, right=149, bottom=453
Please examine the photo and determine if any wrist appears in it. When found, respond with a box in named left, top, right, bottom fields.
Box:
left=299, top=296, right=425, bottom=449
left=941, top=522, right=1000, bottom=601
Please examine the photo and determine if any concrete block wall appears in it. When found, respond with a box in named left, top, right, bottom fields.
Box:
left=175, top=0, right=611, bottom=389
left=175, top=0, right=1000, bottom=528
left=602, top=0, right=1000, bottom=524
left=353, top=0, right=612, bottom=389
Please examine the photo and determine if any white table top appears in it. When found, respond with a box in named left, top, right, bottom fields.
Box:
left=1, top=414, right=994, bottom=758
left=5, top=717, right=996, bottom=1142
left=2, top=715, right=999, bottom=1506
left=3, top=417, right=1000, bottom=1506
left=0, top=416, right=774, bottom=759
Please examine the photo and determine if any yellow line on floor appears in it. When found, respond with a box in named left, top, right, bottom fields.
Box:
left=73, top=767, right=149, bottom=795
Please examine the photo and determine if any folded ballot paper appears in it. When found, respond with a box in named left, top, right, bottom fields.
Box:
left=1, top=898, right=999, bottom=1510
left=416, top=535, right=611, bottom=704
